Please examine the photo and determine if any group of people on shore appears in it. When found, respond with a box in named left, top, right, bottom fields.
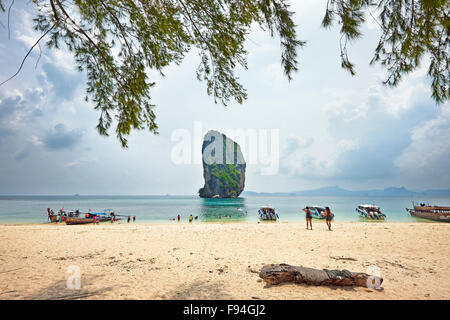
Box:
left=170, top=214, right=199, bottom=222
left=110, top=213, right=136, bottom=223
left=172, top=213, right=238, bottom=222
left=304, top=206, right=333, bottom=231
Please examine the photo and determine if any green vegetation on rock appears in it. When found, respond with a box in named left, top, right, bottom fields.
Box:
left=210, top=163, right=241, bottom=197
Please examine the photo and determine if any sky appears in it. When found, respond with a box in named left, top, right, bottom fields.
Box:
left=0, top=1, right=449, bottom=195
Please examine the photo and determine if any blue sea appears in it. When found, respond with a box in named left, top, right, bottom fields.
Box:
left=0, top=195, right=449, bottom=224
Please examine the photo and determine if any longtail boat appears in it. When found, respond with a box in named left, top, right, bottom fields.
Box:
left=47, top=208, right=126, bottom=225
left=47, top=208, right=81, bottom=223
left=47, top=208, right=58, bottom=222
left=406, top=202, right=450, bottom=222
left=64, top=209, right=116, bottom=225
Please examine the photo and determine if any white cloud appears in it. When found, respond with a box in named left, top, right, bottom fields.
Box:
left=280, top=135, right=357, bottom=180
left=51, top=49, right=77, bottom=71
left=65, top=161, right=80, bottom=167
left=395, top=105, right=450, bottom=179
left=29, top=135, right=43, bottom=146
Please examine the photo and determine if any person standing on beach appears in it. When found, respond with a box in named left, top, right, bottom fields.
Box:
left=133, top=216, right=136, bottom=222
left=177, top=214, right=180, bottom=222
left=324, top=207, right=333, bottom=231
left=127, top=216, right=131, bottom=223
left=189, top=214, right=193, bottom=223
left=305, top=208, right=312, bottom=230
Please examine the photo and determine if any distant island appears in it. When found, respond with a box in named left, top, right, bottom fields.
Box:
left=243, top=186, right=450, bottom=197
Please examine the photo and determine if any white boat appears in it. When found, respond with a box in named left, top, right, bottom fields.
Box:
left=356, top=204, right=386, bottom=220
left=258, top=206, right=279, bottom=221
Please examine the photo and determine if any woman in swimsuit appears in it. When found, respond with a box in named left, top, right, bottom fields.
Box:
left=305, top=208, right=312, bottom=230
left=324, top=207, right=333, bottom=231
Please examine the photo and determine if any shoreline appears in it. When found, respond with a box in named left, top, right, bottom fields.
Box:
left=0, top=222, right=449, bottom=299
left=0, top=220, right=444, bottom=229
left=0, top=216, right=439, bottom=225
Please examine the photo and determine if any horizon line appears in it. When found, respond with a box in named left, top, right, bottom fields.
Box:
left=1, top=185, right=450, bottom=197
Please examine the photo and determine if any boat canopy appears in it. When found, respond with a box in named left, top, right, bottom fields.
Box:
left=305, top=206, right=325, bottom=211
left=358, top=204, right=380, bottom=209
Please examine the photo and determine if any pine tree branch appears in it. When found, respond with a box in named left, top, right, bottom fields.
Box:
left=0, top=22, right=57, bottom=87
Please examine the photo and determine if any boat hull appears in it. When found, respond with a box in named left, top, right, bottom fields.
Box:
left=356, top=208, right=386, bottom=220
left=64, top=217, right=110, bottom=225
left=310, top=211, right=334, bottom=220
left=407, top=209, right=450, bottom=222
left=310, top=209, right=325, bottom=219
left=259, top=217, right=278, bottom=221
left=309, top=213, right=335, bottom=219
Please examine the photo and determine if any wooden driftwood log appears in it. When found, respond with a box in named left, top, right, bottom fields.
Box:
left=259, top=264, right=382, bottom=288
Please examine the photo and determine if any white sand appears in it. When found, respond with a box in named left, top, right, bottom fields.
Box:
left=0, top=221, right=449, bottom=299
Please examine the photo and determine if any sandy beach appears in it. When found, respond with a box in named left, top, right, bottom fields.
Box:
left=0, top=221, right=449, bottom=300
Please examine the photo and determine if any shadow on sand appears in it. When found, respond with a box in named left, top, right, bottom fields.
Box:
left=25, top=275, right=114, bottom=300
left=167, top=279, right=233, bottom=299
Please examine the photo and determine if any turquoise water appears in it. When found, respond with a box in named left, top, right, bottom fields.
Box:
left=0, top=195, right=449, bottom=224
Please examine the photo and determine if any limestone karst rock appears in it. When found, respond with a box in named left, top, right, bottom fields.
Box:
left=198, top=130, right=246, bottom=198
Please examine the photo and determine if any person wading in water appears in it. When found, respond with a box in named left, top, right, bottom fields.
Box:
left=305, top=207, right=313, bottom=230
left=324, top=207, right=333, bottom=231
